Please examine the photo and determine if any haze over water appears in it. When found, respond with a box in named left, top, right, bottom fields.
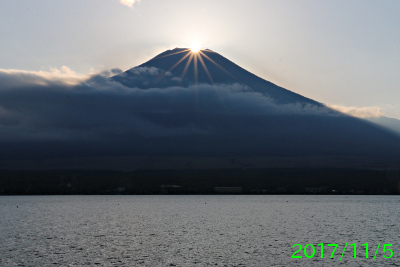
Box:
left=1, top=195, right=399, bottom=266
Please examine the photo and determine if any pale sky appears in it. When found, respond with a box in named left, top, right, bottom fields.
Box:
left=1, top=0, right=399, bottom=118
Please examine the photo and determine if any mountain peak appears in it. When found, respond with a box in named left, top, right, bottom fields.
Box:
left=112, top=47, right=319, bottom=105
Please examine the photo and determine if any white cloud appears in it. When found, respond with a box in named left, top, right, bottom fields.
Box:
left=129, top=66, right=159, bottom=76
left=0, top=66, right=90, bottom=87
left=327, top=104, right=384, bottom=118
left=119, top=0, right=140, bottom=7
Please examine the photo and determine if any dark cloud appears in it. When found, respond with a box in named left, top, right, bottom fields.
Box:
left=1, top=67, right=400, bottom=162
left=0, top=68, right=339, bottom=141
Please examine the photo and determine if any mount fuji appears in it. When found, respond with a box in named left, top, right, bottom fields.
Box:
left=1, top=48, right=400, bottom=170
left=110, top=48, right=400, bottom=163
left=113, top=48, right=319, bottom=105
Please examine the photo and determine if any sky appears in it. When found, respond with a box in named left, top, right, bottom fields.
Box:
left=1, top=0, right=400, bottom=118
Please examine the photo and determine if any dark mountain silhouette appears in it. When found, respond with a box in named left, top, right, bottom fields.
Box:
left=113, top=48, right=319, bottom=105
left=110, top=48, right=400, bottom=162
left=1, top=48, right=400, bottom=170
left=366, top=116, right=400, bottom=136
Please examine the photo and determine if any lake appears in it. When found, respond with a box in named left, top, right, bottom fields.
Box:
left=1, top=195, right=399, bottom=266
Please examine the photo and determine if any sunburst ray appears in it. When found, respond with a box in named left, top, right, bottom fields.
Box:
left=180, top=53, right=194, bottom=83
left=154, top=49, right=191, bottom=60
left=197, top=54, right=214, bottom=84
left=155, top=51, right=191, bottom=82
left=199, top=51, right=238, bottom=81
left=193, top=53, right=198, bottom=85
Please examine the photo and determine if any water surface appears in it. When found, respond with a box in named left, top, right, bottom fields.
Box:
left=1, top=195, right=399, bottom=266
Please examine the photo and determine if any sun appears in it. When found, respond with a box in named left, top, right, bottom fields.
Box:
left=190, top=43, right=201, bottom=53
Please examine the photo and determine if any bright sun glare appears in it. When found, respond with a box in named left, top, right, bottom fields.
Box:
left=191, top=43, right=201, bottom=53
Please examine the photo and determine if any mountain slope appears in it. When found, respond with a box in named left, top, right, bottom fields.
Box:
left=110, top=48, right=400, bottom=163
left=112, top=48, right=320, bottom=105
left=1, top=48, right=400, bottom=170
left=366, top=116, right=400, bottom=136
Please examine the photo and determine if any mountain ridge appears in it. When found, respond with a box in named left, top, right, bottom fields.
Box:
left=113, top=48, right=321, bottom=106
left=1, top=47, right=400, bottom=170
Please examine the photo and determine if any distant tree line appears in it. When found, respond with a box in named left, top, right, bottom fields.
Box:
left=0, top=168, right=399, bottom=195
